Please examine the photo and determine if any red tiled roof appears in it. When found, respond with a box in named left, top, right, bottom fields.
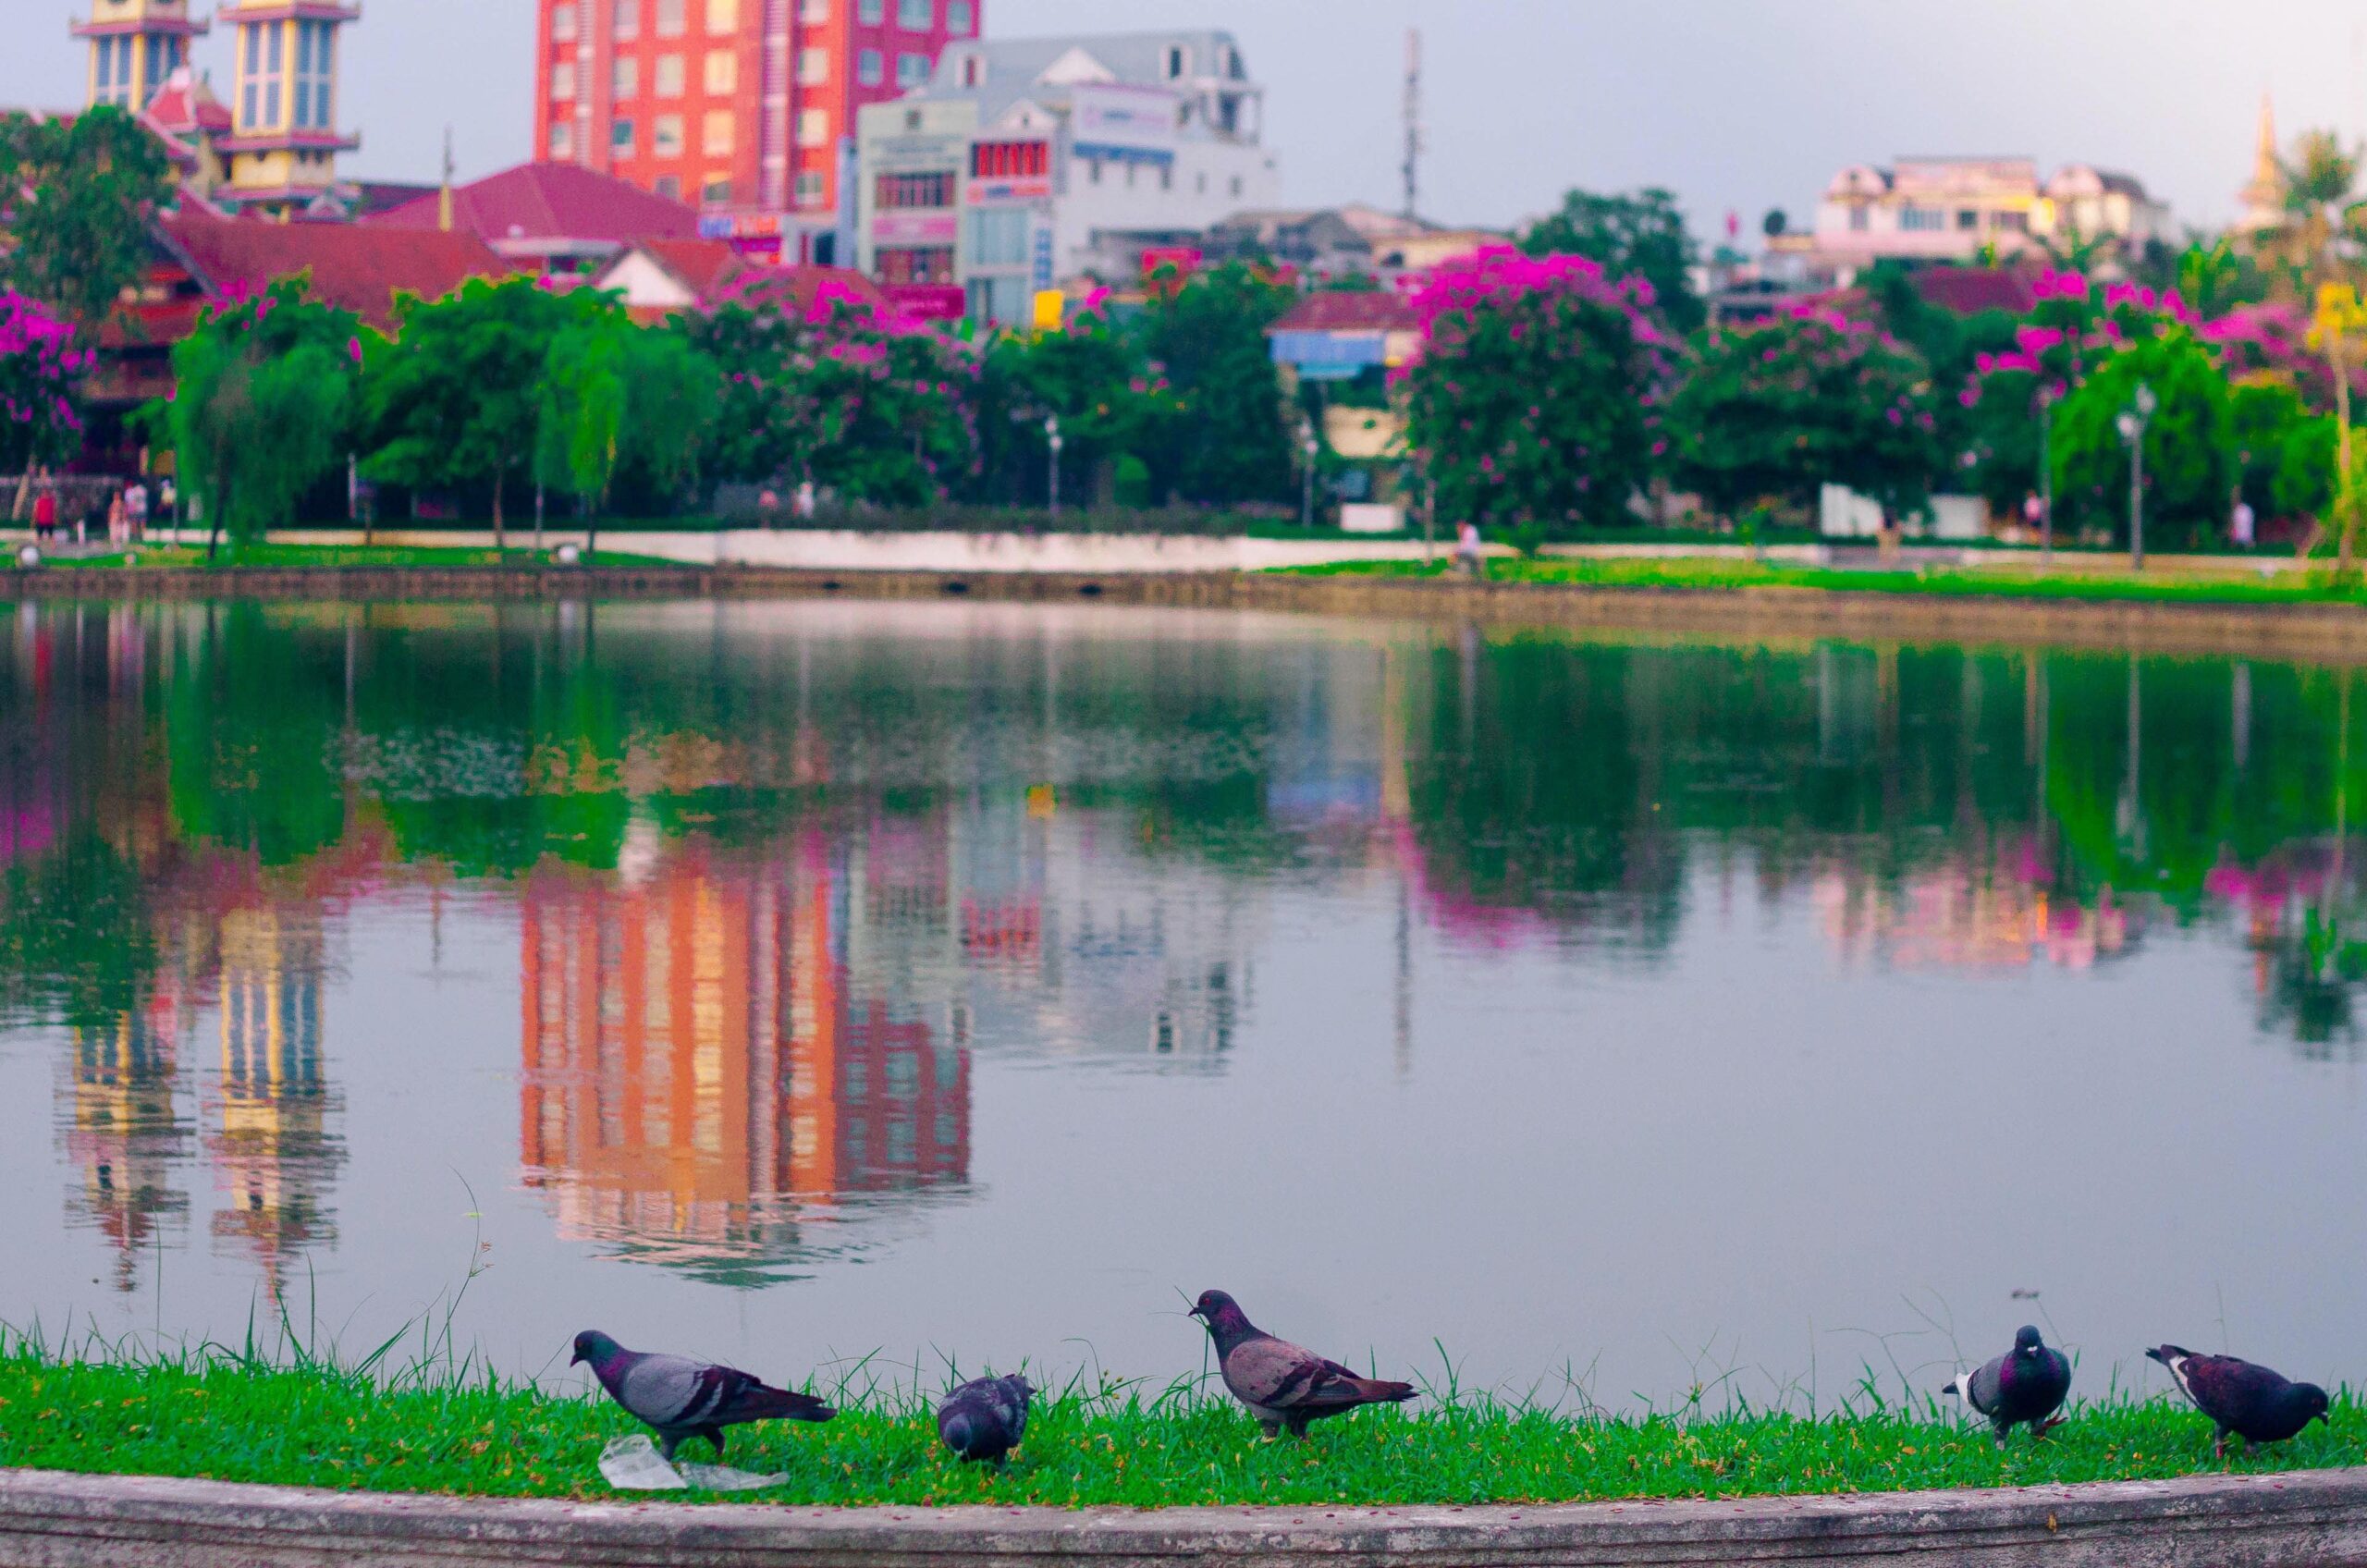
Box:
left=1268, top=288, right=1421, bottom=335
left=634, top=237, right=746, bottom=300
left=155, top=206, right=514, bottom=328
left=363, top=162, right=699, bottom=245
left=142, top=71, right=232, bottom=135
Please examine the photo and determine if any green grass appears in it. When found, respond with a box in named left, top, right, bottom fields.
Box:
left=34, top=545, right=681, bottom=571
left=1284, top=556, right=2367, bottom=607
left=1, top=1343, right=2360, bottom=1507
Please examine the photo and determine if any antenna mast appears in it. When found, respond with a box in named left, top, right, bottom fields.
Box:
left=1401, top=28, right=1422, bottom=221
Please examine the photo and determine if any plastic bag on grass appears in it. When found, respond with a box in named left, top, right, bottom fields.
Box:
left=598, top=1433, right=787, bottom=1492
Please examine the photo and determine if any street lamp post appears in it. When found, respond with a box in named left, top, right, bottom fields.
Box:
left=2116, top=382, right=2158, bottom=570
left=1301, top=426, right=1319, bottom=530
left=2037, top=386, right=2055, bottom=563
left=1046, top=414, right=1063, bottom=521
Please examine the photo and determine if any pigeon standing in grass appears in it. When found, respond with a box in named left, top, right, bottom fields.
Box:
left=2147, top=1345, right=2331, bottom=1459
left=1186, top=1289, right=1417, bottom=1439
left=571, top=1329, right=834, bottom=1462
left=1941, top=1325, right=2072, bottom=1444
left=937, top=1373, right=1034, bottom=1466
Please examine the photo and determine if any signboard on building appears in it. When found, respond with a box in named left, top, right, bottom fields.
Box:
left=700, top=213, right=784, bottom=240
left=873, top=213, right=960, bottom=245
left=1070, top=82, right=1176, bottom=165
left=968, top=177, right=1052, bottom=204
left=1030, top=225, right=1053, bottom=291
left=885, top=284, right=967, bottom=322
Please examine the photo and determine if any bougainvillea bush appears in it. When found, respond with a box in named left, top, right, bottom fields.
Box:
left=1665, top=302, right=1941, bottom=523
left=0, top=288, right=88, bottom=476
left=1400, top=247, right=1674, bottom=549
left=680, top=279, right=980, bottom=507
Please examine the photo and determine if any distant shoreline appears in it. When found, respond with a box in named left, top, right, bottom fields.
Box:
left=9, top=561, right=2367, bottom=661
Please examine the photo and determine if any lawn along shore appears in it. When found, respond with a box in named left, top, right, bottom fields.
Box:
left=1, top=1350, right=2361, bottom=1508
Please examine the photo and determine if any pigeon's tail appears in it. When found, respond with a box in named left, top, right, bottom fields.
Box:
left=722, top=1381, right=836, bottom=1425
left=1348, top=1377, right=1418, bottom=1405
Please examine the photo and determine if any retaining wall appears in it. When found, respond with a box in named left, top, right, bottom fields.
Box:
left=12, top=563, right=2367, bottom=662
left=0, top=1464, right=2362, bottom=1567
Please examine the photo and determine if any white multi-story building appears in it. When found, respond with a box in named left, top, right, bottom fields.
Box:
left=853, top=29, right=1281, bottom=325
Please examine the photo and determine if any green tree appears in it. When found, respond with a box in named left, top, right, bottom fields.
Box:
left=1517, top=188, right=1704, bottom=335
left=2051, top=325, right=2234, bottom=548
left=978, top=309, right=1171, bottom=507
left=538, top=297, right=717, bottom=536
left=1402, top=248, right=1671, bottom=549
left=2230, top=379, right=2336, bottom=524
left=1139, top=263, right=1294, bottom=505
left=0, top=107, right=174, bottom=325
left=161, top=278, right=358, bottom=553
left=1667, top=305, right=1944, bottom=522
left=362, top=276, right=579, bottom=546
left=2273, top=129, right=2361, bottom=285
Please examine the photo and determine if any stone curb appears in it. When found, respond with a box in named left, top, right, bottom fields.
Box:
left=10, top=564, right=2367, bottom=661
left=2, top=1464, right=2365, bottom=1567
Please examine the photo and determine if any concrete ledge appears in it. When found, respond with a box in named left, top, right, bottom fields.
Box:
left=3, top=1464, right=2366, bottom=1567
left=11, top=564, right=2367, bottom=662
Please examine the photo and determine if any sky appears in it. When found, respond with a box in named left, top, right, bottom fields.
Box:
left=10, top=0, right=2367, bottom=239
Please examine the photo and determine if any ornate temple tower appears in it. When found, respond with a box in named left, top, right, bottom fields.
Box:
left=218, top=0, right=361, bottom=215
left=71, top=0, right=209, bottom=115
left=2238, top=93, right=2287, bottom=239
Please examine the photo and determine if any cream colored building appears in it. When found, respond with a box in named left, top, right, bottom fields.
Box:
left=1807, top=155, right=2170, bottom=276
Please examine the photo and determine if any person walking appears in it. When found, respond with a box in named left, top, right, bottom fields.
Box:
left=124, top=479, right=150, bottom=543
left=2231, top=493, right=2256, bottom=548
left=1453, top=519, right=1485, bottom=580
left=31, top=481, right=57, bottom=543
left=106, top=491, right=129, bottom=545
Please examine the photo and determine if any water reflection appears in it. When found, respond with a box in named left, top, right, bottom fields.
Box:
left=519, top=841, right=969, bottom=1284
left=2, top=600, right=2365, bottom=1391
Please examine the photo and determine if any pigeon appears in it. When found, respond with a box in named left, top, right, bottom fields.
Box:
left=1941, top=1325, right=2072, bottom=1444
left=571, top=1329, right=834, bottom=1462
left=2147, top=1345, right=2331, bottom=1459
left=937, top=1373, right=1035, bottom=1466
left=1186, top=1289, right=1417, bottom=1439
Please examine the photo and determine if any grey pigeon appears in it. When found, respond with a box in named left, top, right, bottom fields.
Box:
left=1942, top=1326, right=2072, bottom=1444
left=2148, top=1345, right=2331, bottom=1459
left=1187, top=1289, right=1416, bottom=1439
left=937, top=1373, right=1034, bottom=1465
left=571, top=1329, right=834, bottom=1462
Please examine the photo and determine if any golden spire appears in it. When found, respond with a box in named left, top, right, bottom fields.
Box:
left=2239, top=92, right=2287, bottom=234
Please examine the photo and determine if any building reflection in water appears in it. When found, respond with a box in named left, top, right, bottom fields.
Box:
left=207, top=906, right=343, bottom=1294
left=519, top=832, right=970, bottom=1283
left=66, top=1010, right=190, bottom=1291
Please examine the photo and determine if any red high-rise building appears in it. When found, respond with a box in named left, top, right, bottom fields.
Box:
left=532, top=0, right=980, bottom=263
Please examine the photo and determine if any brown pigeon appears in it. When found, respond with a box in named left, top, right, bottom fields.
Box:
left=1186, top=1289, right=1417, bottom=1438
left=2147, top=1345, right=2331, bottom=1460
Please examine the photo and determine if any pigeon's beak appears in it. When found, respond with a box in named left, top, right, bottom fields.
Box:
left=570, top=1350, right=583, bottom=1366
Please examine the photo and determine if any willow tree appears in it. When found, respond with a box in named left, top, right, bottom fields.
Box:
left=163, top=278, right=359, bottom=555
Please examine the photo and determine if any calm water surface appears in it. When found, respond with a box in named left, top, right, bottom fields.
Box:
left=1, top=598, right=2362, bottom=1411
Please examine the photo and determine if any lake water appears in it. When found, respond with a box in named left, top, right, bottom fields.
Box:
left=1, top=596, right=2362, bottom=1415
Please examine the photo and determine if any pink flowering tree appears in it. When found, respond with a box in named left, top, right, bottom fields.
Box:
left=1401, top=247, right=1674, bottom=548
left=681, top=283, right=979, bottom=507
left=1664, top=301, right=1941, bottom=523
left=1, top=288, right=88, bottom=498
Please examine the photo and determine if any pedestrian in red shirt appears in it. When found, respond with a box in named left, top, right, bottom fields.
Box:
left=31, top=485, right=58, bottom=542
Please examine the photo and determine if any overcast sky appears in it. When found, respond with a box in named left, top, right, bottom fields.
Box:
left=11, top=0, right=2367, bottom=237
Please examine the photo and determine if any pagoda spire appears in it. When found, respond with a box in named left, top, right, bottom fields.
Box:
left=2238, top=92, right=2287, bottom=236
left=71, top=0, right=209, bottom=115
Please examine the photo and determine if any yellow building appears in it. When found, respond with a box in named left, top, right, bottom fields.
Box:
left=216, top=0, right=361, bottom=215
left=71, top=0, right=208, bottom=114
